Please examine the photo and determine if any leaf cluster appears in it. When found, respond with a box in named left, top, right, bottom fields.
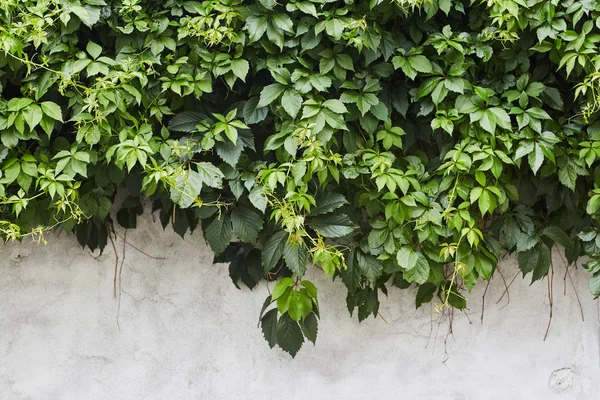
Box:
left=2, top=0, right=600, bottom=356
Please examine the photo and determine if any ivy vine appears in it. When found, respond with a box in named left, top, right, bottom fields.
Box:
left=2, top=0, right=600, bottom=356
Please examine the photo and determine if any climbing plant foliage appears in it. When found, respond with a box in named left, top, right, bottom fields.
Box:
left=3, top=0, right=600, bottom=356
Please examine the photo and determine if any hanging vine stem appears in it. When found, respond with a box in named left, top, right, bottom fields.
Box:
left=107, top=221, right=119, bottom=298
left=116, top=229, right=127, bottom=331
left=543, top=256, right=555, bottom=341
left=557, top=250, right=585, bottom=322
left=495, top=265, right=511, bottom=309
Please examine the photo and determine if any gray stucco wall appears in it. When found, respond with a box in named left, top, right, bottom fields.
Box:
left=1, top=211, right=598, bottom=400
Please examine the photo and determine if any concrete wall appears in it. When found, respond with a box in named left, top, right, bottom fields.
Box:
left=0, top=211, right=598, bottom=400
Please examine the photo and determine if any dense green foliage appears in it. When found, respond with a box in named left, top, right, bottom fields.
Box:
left=3, top=0, right=600, bottom=356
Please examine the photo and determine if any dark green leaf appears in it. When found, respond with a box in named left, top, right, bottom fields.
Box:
left=231, top=208, right=263, bottom=243
left=276, top=313, right=304, bottom=357
left=205, top=214, right=232, bottom=255
left=309, top=213, right=355, bottom=238
left=415, top=283, right=436, bottom=308
left=262, top=230, right=288, bottom=272
left=261, top=309, right=278, bottom=348
left=298, top=312, right=318, bottom=344
left=283, top=241, right=308, bottom=276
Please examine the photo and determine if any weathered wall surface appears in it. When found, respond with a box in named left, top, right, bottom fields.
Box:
left=0, top=212, right=598, bottom=400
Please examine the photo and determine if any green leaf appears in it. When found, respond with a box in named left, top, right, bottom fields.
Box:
left=355, top=251, right=383, bottom=284
left=23, top=105, right=43, bottom=131
left=243, top=97, right=268, bottom=125
left=257, top=83, right=286, bottom=108
left=518, top=243, right=552, bottom=282
left=8, top=98, right=34, bottom=112
left=287, top=290, right=312, bottom=321
left=415, top=283, right=437, bottom=308
left=276, top=313, right=304, bottom=357
left=589, top=274, right=600, bottom=298
left=281, top=90, right=302, bottom=119
left=272, top=14, right=294, bottom=32
left=298, top=312, right=318, bottom=344
left=168, top=112, right=203, bottom=132
left=261, top=309, right=278, bottom=348
left=231, top=208, right=263, bottom=243
left=195, top=162, right=224, bottom=188
left=262, top=230, right=288, bottom=272
left=408, top=55, right=433, bottom=73
left=272, top=277, right=295, bottom=300
left=531, top=244, right=551, bottom=282
left=230, top=59, right=250, bottom=81
left=215, top=137, right=244, bottom=167
left=310, top=192, right=347, bottom=215
left=322, top=99, right=348, bottom=114
left=473, top=254, right=493, bottom=280
left=283, top=241, right=308, bottom=276
left=340, top=249, right=361, bottom=291
left=309, top=213, right=355, bottom=237
left=403, top=253, right=430, bottom=285
left=204, top=214, right=232, bottom=255
left=249, top=186, right=268, bottom=213
left=397, top=246, right=418, bottom=270
left=40, top=102, right=63, bottom=122
left=541, top=226, right=572, bottom=248
left=245, top=15, right=268, bottom=42
left=86, top=42, right=102, bottom=59
left=558, top=162, right=577, bottom=190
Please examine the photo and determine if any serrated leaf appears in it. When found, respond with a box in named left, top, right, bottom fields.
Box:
left=355, top=251, right=383, bottom=284
left=541, top=226, right=572, bottom=248
left=257, top=83, right=286, bottom=108
left=397, top=246, right=418, bottom=270
left=168, top=112, right=204, bottom=132
left=195, top=162, right=224, bottom=188
left=309, top=213, right=355, bottom=237
left=243, top=97, right=268, bottom=125
left=415, top=283, right=436, bottom=308
left=531, top=244, right=551, bottom=282
left=281, top=90, right=302, bottom=119
left=204, top=214, right=232, bottom=255
left=518, top=243, right=551, bottom=282
left=298, top=312, right=318, bottom=344
left=262, top=230, right=288, bottom=272
left=589, top=273, right=600, bottom=298
left=231, top=208, right=263, bottom=243
left=231, top=58, right=249, bottom=81
left=558, top=162, right=577, bottom=191
left=310, top=192, right=347, bottom=215
left=408, top=55, right=433, bottom=73
left=261, top=309, right=278, bottom=348
left=249, top=186, right=268, bottom=213
left=86, top=42, right=102, bottom=59
left=403, top=253, right=430, bottom=284
left=283, top=241, right=308, bottom=276
left=215, top=137, right=244, bottom=167
left=40, top=102, right=63, bottom=122
left=276, top=313, right=304, bottom=357
left=340, top=249, right=360, bottom=291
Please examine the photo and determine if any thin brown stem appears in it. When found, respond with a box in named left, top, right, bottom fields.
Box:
left=567, top=266, right=585, bottom=322
left=497, top=270, right=519, bottom=308
left=107, top=222, right=119, bottom=298
left=544, top=257, right=554, bottom=341
left=481, top=279, right=491, bottom=324
left=113, top=230, right=166, bottom=260
left=496, top=265, right=511, bottom=308
left=563, top=262, right=569, bottom=296
left=116, top=230, right=127, bottom=331
left=378, top=312, right=389, bottom=324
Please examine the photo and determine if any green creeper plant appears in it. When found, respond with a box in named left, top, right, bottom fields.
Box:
left=2, top=0, right=600, bottom=356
